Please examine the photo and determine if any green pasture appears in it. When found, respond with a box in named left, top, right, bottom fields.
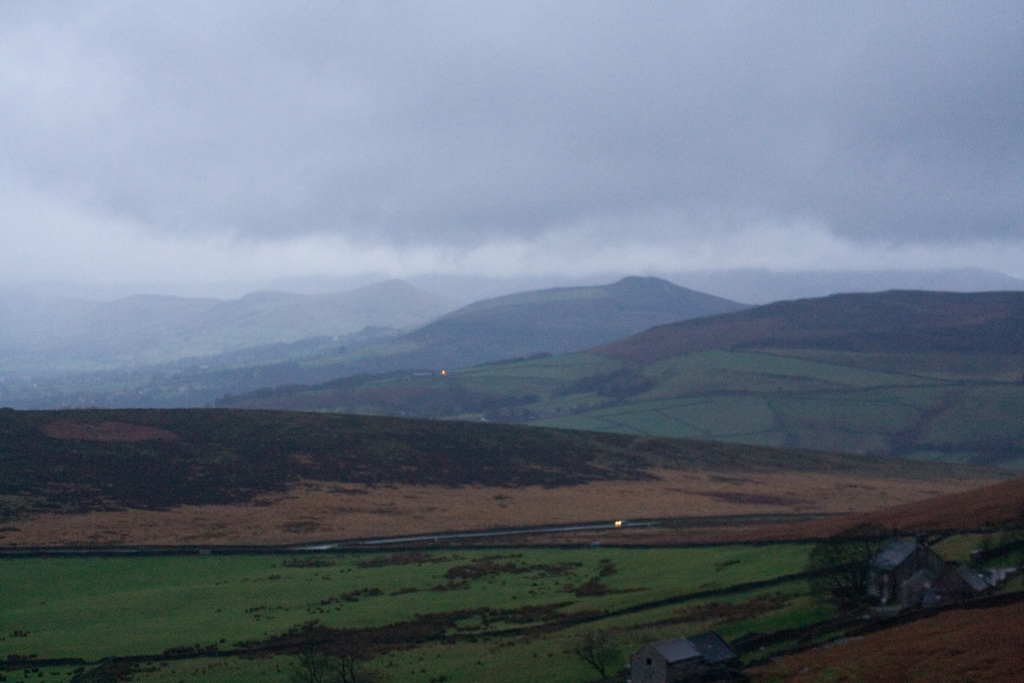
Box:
left=765, top=349, right=1024, bottom=382
left=4, top=532, right=1020, bottom=682
left=526, top=350, right=1024, bottom=469
left=644, top=350, right=938, bottom=396
left=1, top=544, right=815, bottom=682
left=457, top=353, right=620, bottom=390
left=214, top=346, right=1023, bottom=469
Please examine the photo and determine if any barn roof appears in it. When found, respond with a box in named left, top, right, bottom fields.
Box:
left=688, top=632, right=739, bottom=664
left=649, top=632, right=737, bottom=665
left=871, top=538, right=918, bottom=571
left=955, top=566, right=990, bottom=593
left=651, top=637, right=700, bottom=663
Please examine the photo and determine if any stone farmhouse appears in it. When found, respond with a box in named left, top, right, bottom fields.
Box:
left=628, top=631, right=740, bottom=682
left=866, top=537, right=946, bottom=607
left=867, top=536, right=1013, bottom=611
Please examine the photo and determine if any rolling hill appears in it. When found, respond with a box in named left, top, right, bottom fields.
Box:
left=0, top=407, right=1008, bottom=548
left=219, top=290, right=1024, bottom=469
left=597, top=289, right=1024, bottom=360
left=749, top=597, right=1024, bottom=682
left=211, top=276, right=747, bottom=379
left=0, top=276, right=746, bottom=409
left=400, top=275, right=748, bottom=365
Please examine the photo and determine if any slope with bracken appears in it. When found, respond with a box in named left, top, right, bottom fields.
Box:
left=0, top=407, right=1009, bottom=548
left=745, top=473, right=1024, bottom=683
left=596, top=289, right=1024, bottom=361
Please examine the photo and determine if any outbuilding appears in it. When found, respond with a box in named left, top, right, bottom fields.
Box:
left=866, top=537, right=945, bottom=608
left=629, top=631, right=739, bottom=682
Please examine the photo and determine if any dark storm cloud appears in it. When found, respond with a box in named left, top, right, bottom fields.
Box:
left=0, top=1, right=1021, bottom=278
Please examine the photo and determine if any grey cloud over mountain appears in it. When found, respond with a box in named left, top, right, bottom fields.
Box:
left=1, top=1, right=1021, bottom=292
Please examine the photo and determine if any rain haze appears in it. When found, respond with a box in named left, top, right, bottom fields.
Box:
left=1, top=1, right=1022, bottom=302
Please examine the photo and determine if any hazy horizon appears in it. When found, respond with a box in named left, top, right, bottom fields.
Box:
left=3, top=266, right=1023, bottom=309
left=2, top=2, right=1021, bottom=298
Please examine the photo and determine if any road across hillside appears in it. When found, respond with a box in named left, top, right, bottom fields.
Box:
left=0, top=512, right=840, bottom=558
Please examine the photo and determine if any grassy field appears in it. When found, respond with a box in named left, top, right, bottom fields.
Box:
left=1, top=544, right=819, bottom=682
left=3, top=535, right=1020, bottom=681
left=220, top=346, right=1024, bottom=469
left=526, top=350, right=1024, bottom=469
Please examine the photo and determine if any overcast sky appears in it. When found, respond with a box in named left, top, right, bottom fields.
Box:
left=1, top=1, right=1021, bottom=297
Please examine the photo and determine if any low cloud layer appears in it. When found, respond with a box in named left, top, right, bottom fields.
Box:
left=2, top=2, right=1021, bottom=293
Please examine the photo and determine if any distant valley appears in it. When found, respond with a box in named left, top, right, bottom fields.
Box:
left=0, top=279, right=456, bottom=376
left=0, top=276, right=745, bottom=408
left=3, top=277, right=1022, bottom=471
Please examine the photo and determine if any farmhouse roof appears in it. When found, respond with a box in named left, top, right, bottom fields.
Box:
left=651, top=637, right=700, bottom=663
left=955, top=566, right=991, bottom=593
left=871, top=538, right=918, bottom=571
left=688, top=632, right=739, bottom=664
left=650, top=632, right=737, bottom=665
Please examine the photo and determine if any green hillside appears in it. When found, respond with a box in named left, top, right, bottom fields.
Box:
left=532, top=349, right=1024, bottom=467
left=220, top=291, right=1024, bottom=469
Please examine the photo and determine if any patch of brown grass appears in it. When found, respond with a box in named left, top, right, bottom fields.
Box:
left=42, top=420, right=178, bottom=442
left=748, top=599, right=1024, bottom=682
left=756, top=476, right=1024, bottom=541
left=0, top=469, right=1003, bottom=547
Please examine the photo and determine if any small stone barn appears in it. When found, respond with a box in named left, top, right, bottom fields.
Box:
left=922, top=565, right=993, bottom=607
left=866, top=537, right=946, bottom=608
left=629, top=631, right=739, bottom=683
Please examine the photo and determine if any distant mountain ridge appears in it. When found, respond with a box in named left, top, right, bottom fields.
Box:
left=357, top=276, right=748, bottom=373
left=598, top=289, right=1024, bottom=362
left=197, top=277, right=747, bottom=398
left=668, top=267, right=1024, bottom=304
left=0, top=276, right=746, bottom=408
left=0, top=280, right=457, bottom=376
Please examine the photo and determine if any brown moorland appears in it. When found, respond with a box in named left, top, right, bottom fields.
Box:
left=0, top=408, right=1012, bottom=547
left=597, top=290, right=1024, bottom=363
left=608, top=475, right=1024, bottom=546
left=2, top=468, right=1004, bottom=547
left=748, top=598, right=1024, bottom=682
left=776, top=475, right=1024, bottom=538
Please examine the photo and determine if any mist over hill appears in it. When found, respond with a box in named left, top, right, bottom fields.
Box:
left=0, top=280, right=456, bottom=378
left=668, top=267, right=1024, bottom=304
left=404, top=267, right=1024, bottom=306
left=0, top=276, right=745, bottom=409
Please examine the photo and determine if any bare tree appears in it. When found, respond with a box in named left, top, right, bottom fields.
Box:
left=290, top=647, right=364, bottom=683
left=572, top=629, right=621, bottom=681
left=291, top=647, right=337, bottom=683
left=806, top=523, right=888, bottom=608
